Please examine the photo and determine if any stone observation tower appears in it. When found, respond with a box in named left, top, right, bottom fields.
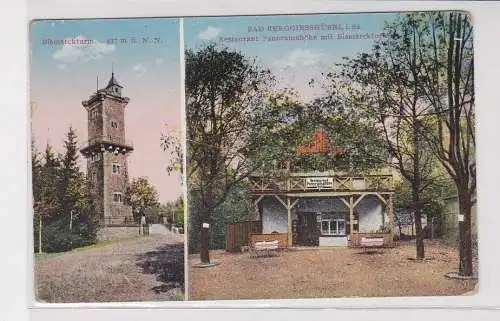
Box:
left=80, top=72, right=134, bottom=225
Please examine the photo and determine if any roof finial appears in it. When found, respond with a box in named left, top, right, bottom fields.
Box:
left=105, top=64, right=123, bottom=89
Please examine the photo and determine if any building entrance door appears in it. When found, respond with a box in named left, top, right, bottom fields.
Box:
left=296, top=212, right=319, bottom=246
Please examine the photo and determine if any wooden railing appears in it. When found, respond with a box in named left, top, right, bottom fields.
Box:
left=249, top=173, right=394, bottom=193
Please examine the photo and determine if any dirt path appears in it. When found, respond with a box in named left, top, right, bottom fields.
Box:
left=35, top=233, right=184, bottom=303
left=188, top=240, right=477, bottom=300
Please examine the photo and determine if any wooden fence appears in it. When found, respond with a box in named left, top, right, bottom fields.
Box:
left=226, top=220, right=262, bottom=252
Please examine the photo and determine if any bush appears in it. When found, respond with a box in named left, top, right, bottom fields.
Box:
left=42, top=228, right=94, bottom=253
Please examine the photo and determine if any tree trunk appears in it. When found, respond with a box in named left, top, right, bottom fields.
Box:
left=458, top=189, right=473, bottom=276
left=430, top=217, right=435, bottom=239
left=412, top=186, right=425, bottom=259
left=38, top=216, right=43, bottom=254
left=199, top=208, right=211, bottom=264
left=411, top=118, right=425, bottom=259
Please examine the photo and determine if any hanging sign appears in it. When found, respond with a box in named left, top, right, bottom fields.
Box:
left=306, top=177, right=334, bottom=189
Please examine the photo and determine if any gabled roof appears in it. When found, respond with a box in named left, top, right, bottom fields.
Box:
left=297, top=128, right=346, bottom=155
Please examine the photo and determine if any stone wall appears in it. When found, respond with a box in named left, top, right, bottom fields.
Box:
left=103, top=98, right=127, bottom=144
left=103, top=151, right=133, bottom=221
left=87, top=101, right=103, bottom=142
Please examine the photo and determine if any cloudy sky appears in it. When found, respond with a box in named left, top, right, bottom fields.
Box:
left=30, top=18, right=182, bottom=203
left=184, top=12, right=400, bottom=102
left=28, top=13, right=402, bottom=203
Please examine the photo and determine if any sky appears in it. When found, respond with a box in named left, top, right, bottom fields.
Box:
left=30, top=18, right=182, bottom=203
left=28, top=13, right=402, bottom=203
left=184, top=12, right=401, bottom=101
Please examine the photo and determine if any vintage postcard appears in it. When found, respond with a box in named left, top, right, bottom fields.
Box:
left=29, top=18, right=184, bottom=302
left=184, top=11, right=478, bottom=300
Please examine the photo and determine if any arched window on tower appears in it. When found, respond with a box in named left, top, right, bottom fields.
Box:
left=113, top=192, right=123, bottom=203
left=112, top=163, right=121, bottom=174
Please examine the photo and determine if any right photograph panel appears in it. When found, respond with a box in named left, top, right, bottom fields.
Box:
left=184, top=11, right=477, bottom=300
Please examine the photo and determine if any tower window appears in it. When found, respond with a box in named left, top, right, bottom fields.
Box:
left=112, top=164, right=121, bottom=174
left=111, top=120, right=118, bottom=128
left=91, top=110, right=99, bottom=120
left=113, top=193, right=123, bottom=203
left=90, top=153, right=101, bottom=162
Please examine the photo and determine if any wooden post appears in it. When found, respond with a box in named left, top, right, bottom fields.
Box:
left=431, top=217, right=435, bottom=239
left=349, top=196, right=354, bottom=236
left=69, top=210, right=73, bottom=231
left=287, top=197, right=292, bottom=247
left=349, top=195, right=359, bottom=246
left=388, top=194, right=394, bottom=242
left=381, top=198, right=385, bottom=226
left=38, top=216, right=42, bottom=254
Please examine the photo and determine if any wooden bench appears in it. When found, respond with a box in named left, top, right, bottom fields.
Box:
left=249, top=240, right=282, bottom=258
left=360, top=237, right=385, bottom=253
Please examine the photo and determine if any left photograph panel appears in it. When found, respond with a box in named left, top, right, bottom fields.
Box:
left=29, top=18, right=185, bottom=303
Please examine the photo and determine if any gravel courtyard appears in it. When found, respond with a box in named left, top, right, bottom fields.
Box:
left=35, top=232, right=185, bottom=303
left=188, top=240, right=477, bottom=300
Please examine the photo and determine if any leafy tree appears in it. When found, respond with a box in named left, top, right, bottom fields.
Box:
left=188, top=182, right=249, bottom=254
left=173, top=197, right=185, bottom=228
left=151, top=198, right=184, bottom=227
left=185, top=43, right=278, bottom=264
left=317, top=14, right=448, bottom=259
left=161, top=126, right=183, bottom=178
left=125, top=177, right=160, bottom=222
left=395, top=170, right=456, bottom=238
left=414, top=11, right=475, bottom=276
left=278, top=96, right=389, bottom=173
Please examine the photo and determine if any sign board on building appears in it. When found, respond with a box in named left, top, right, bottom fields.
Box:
left=306, top=177, right=334, bottom=189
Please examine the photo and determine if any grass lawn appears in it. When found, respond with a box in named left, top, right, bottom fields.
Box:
left=35, top=234, right=185, bottom=303
left=188, top=239, right=478, bottom=300
left=35, top=236, right=141, bottom=261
